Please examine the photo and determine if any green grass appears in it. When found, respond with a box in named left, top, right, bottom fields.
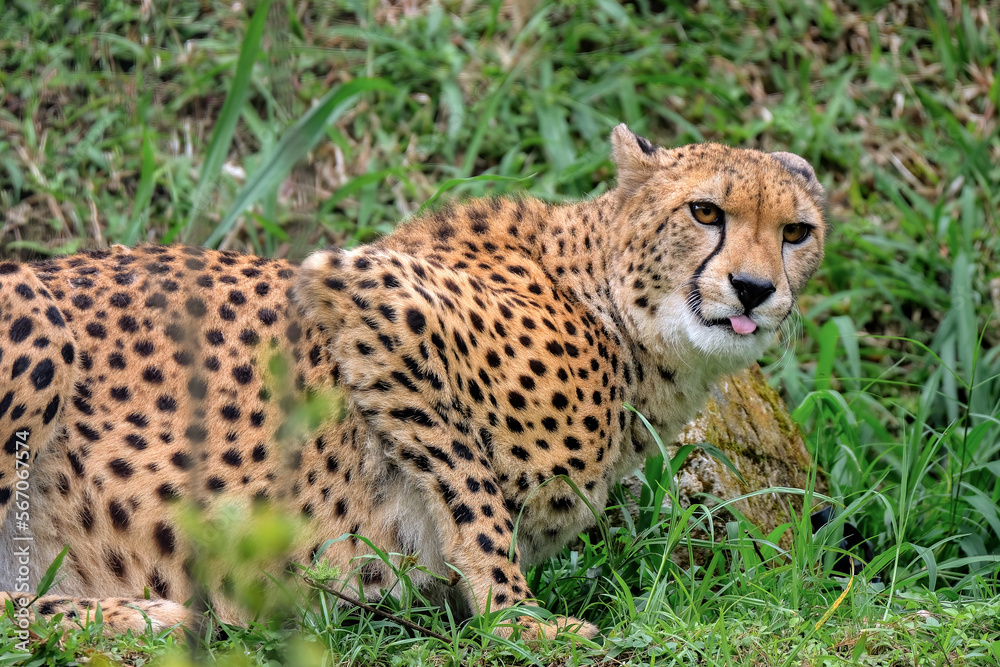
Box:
left=1, top=0, right=999, bottom=664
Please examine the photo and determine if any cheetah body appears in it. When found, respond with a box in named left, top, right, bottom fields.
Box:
left=0, top=126, right=826, bottom=637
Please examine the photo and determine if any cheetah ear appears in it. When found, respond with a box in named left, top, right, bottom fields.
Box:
left=771, top=151, right=827, bottom=207
left=610, top=123, right=660, bottom=194
left=770, top=151, right=816, bottom=183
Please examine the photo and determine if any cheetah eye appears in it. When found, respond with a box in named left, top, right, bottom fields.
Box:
left=689, top=202, right=723, bottom=225
left=782, top=223, right=812, bottom=244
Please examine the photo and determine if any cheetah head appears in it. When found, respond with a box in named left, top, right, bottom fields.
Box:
left=609, top=124, right=827, bottom=371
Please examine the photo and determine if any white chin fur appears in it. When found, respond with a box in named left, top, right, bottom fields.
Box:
left=675, top=308, right=775, bottom=372
left=642, top=293, right=776, bottom=374
left=661, top=308, right=777, bottom=374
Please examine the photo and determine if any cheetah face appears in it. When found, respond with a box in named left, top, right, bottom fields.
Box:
left=610, top=125, right=827, bottom=369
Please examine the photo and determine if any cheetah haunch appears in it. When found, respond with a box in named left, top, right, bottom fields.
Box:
left=0, top=125, right=825, bottom=640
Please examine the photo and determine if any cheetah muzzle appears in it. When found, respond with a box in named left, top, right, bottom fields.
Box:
left=0, top=124, right=826, bottom=641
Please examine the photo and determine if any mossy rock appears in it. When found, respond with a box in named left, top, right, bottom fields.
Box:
left=621, top=365, right=824, bottom=567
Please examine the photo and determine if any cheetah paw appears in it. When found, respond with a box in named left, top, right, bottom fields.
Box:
left=500, top=615, right=600, bottom=641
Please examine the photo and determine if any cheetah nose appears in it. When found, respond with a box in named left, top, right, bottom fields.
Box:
left=729, top=273, right=776, bottom=312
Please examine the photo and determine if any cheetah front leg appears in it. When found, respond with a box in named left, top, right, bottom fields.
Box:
left=380, top=421, right=597, bottom=640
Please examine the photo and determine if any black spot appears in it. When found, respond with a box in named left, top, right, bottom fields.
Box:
left=635, top=134, right=657, bottom=155
left=109, top=500, right=130, bottom=530
left=452, top=503, right=475, bottom=524
left=118, top=315, right=139, bottom=333
left=222, top=448, right=243, bottom=467
left=552, top=392, right=569, bottom=410
left=154, top=522, right=176, bottom=556
left=110, top=385, right=131, bottom=401
left=477, top=533, right=495, bottom=553
left=157, top=484, right=181, bottom=501
left=239, top=328, right=259, bottom=346
left=258, top=308, right=278, bottom=325
left=144, top=292, right=167, bottom=309
left=550, top=496, right=575, bottom=511
left=9, top=316, right=33, bottom=343
left=42, top=395, right=61, bottom=424
left=157, top=395, right=177, bottom=412
left=452, top=440, right=474, bottom=460
left=125, top=412, right=149, bottom=428
left=108, top=458, right=135, bottom=478
left=185, top=423, right=208, bottom=444
left=78, top=505, right=94, bottom=531
left=85, top=322, right=107, bottom=339
left=142, top=366, right=164, bottom=384
left=171, top=451, right=193, bottom=470
left=106, top=549, right=128, bottom=580
left=71, top=294, right=93, bottom=310
left=185, top=297, right=207, bottom=317
left=11, top=355, right=30, bottom=379
left=133, top=340, right=155, bottom=356
left=389, top=407, right=436, bottom=426
left=30, top=359, right=55, bottom=390
left=67, top=450, right=85, bottom=476
left=563, top=436, right=582, bottom=451
left=220, top=404, right=241, bottom=421
left=46, top=305, right=65, bottom=327
left=405, top=308, right=426, bottom=335
left=149, top=569, right=170, bottom=598
left=205, top=329, right=224, bottom=346
left=125, top=434, right=148, bottom=450
left=109, top=292, right=132, bottom=308
left=232, top=364, right=253, bottom=384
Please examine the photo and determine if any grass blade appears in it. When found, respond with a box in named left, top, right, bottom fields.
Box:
left=186, top=0, right=273, bottom=237
left=204, top=78, right=395, bottom=247
left=35, top=545, right=70, bottom=597
left=123, top=128, right=156, bottom=245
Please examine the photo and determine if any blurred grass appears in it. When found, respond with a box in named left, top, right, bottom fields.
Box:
left=1, top=0, right=999, bottom=664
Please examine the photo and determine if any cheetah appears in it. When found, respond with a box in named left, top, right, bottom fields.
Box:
left=0, top=125, right=826, bottom=640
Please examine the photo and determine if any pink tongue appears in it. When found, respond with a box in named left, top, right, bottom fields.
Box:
left=729, top=315, right=757, bottom=334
